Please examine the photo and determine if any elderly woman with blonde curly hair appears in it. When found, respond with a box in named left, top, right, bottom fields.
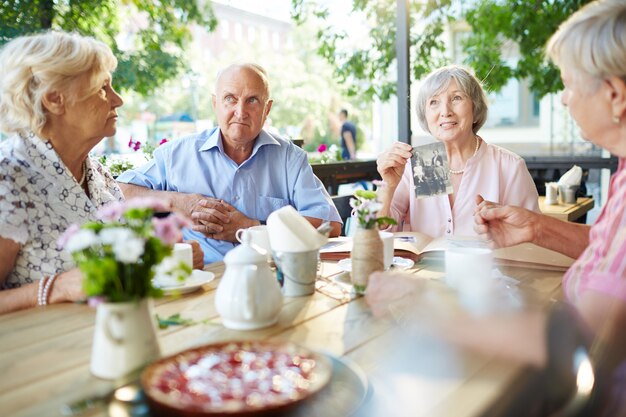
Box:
left=0, top=31, right=125, bottom=313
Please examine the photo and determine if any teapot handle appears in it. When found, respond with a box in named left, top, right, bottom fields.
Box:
left=243, top=265, right=257, bottom=321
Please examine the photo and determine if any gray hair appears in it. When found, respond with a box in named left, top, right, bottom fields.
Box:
left=416, top=65, right=488, bottom=134
left=0, top=31, right=117, bottom=137
left=546, top=0, right=626, bottom=84
left=215, top=63, right=271, bottom=101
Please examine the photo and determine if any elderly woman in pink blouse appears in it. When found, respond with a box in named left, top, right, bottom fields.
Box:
left=376, top=65, right=539, bottom=238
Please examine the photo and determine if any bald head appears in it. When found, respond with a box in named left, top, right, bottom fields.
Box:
left=215, top=63, right=270, bottom=101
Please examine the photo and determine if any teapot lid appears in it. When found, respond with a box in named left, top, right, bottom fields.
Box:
left=224, top=234, right=267, bottom=264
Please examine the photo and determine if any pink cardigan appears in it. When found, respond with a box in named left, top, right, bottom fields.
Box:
left=388, top=142, right=539, bottom=238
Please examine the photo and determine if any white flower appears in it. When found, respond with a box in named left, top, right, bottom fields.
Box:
left=99, top=227, right=134, bottom=245
left=153, top=256, right=188, bottom=286
left=113, top=236, right=145, bottom=264
left=154, top=256, right=179, bottom=276
left=65, top=229, right=99, bottom=253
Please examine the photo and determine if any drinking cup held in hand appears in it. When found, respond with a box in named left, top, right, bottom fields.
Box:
left=273, top=249, right=319, bottom=297
left=173, top=243, right=193, bottom=269
left=379, top=231, right=394, bottom=270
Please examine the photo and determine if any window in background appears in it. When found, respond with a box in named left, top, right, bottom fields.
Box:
left=220, top=20, right=230, bottom=39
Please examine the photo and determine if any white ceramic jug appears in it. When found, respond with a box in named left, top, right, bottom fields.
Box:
left=90, top=299, right=161, bottom=379
left=215, top=234, right=283, bottom=330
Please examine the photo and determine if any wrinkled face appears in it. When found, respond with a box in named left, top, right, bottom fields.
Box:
left=63, top=72, right=123, bottom=143
left=212, top=67, right=272, bottom=147
left=559, top=68, right=616, bottom=150
left=424, top=78, right=475, bottom=144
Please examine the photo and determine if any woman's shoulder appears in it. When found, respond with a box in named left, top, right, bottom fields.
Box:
left=483, top=142, right=526, bottom=163
left=0, top=135, right=32, bottom=177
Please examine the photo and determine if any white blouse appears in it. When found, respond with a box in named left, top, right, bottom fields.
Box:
left=0, top=133, right=123, bottom=288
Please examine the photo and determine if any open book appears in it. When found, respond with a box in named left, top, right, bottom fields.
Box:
left=319, top=231, right=575, bottom=271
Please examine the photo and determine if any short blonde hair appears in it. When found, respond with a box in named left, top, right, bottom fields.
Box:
left=416, top=65, right=489, bottom=134
left=546, top=0, right=626, bottom=83
left=0, top=31, right=117, bottom=137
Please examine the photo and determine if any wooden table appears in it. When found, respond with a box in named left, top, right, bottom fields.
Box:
left=538, top=196, right=595, bottom=222
left=0, top=258, right=564, bottom=417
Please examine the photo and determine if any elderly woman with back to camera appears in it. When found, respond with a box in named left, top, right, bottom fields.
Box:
left=0, top=31, right=126, bottom=314
left=369, top=1, right=626, bottom=414
left=376, top=65, right=539, bottom=238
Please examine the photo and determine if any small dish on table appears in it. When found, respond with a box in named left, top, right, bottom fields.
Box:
left=153, top=270, right=215, bottom=295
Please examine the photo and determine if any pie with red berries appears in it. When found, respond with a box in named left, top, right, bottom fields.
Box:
left=142, top=341, right=332, bottom=416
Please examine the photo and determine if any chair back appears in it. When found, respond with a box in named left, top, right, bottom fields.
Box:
left=331, top=195, right=353, bottom=236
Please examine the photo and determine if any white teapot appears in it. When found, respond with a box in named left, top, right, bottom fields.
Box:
left=215, top=234, right=283, bottom=330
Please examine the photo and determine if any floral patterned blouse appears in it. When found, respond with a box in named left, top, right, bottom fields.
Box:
left=0, top=132, right=123, bottom=289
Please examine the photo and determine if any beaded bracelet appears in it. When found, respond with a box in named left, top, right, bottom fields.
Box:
left=37, top=276, right=49, bottom=306
left=38, top=274, right=58, bottom=306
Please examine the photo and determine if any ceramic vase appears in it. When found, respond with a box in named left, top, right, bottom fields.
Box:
left=350, top=226, right=384, bottom=294
left=90, top=298, right=161, bottom=379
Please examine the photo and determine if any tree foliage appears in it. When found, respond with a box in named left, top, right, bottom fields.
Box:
left=0, top=0, right=217, bottom=95
left=291, top=0, right=592, bottom=101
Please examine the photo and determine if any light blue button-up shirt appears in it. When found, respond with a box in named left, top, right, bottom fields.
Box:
left=117, top=127, right=341, bottom=263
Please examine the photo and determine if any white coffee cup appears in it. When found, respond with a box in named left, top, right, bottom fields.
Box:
left=273, top=249, right=319, bottom=297
left=236, top=226, right=271, bottom=259
left=173, top=243, right=193, bottom=269
left=445, top=247, right=494, bottom=312
left=379, top=231, right=394, bottom=270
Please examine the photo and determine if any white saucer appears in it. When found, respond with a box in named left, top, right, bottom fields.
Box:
left=154, top=270, right=215, bottom=295
left=337, top=256, right=415, bottom=272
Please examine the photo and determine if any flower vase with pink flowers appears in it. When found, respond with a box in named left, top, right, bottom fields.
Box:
left=59, top=197, right=191, bottom=379
left=349, top=185, right=397, bottom=294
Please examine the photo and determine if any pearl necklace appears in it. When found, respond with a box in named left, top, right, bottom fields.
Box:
left=449, top=136, right=480, bottom=175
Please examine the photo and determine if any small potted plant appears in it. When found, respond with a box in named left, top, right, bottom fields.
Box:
left=59, top=197, right=191, bottom=379
left=349, top=185, right=397, bottom=294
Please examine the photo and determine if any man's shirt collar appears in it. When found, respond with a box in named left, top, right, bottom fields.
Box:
left=199, top=128, right=280, bottom=157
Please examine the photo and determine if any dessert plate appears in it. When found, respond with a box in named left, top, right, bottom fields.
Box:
left=153, top=269, right=215, bottom=295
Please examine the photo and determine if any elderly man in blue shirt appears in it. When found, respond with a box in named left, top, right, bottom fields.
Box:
left=118, top=63, right=342, bottom=263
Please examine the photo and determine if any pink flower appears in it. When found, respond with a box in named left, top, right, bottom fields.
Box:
left=57, top=223, right=80, bottom=249
left=152, top=217, right=183, bottom=245
left=128, top=136, right=133, bottom=148
left=88, top=296, right=107, bottom=308
left=317, top=143, right=327, bottom=153
left=124, top=197, right=171, bottom=212
left=133, top=141, right=141, bottom=151
left=152, top=213, right=191, bottom=244
left=159, top=138, right=168, bottom=145
left=96, top=201, right=125, bottom=221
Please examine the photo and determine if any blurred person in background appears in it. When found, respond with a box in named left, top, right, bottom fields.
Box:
left=339, top=108, right=357, bottom=160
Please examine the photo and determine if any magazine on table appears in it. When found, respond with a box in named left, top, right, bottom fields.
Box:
left=319, top=231, right=575, bottom=271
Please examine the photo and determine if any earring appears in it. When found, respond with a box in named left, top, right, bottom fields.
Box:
left=614, top=115, right=621, bottom=124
